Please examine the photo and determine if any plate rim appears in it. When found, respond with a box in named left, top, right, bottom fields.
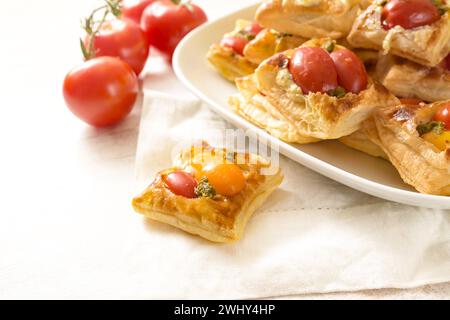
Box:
left=173, top=3, right=450, bottom=209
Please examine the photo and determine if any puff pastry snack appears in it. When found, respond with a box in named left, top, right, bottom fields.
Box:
left=207, top=19, right=306, bottom=81
left=256, top=0, right=363, bottom=39
left=368, top=100, right=450, bottom=195
left=231, top=38, right=397, bottom=140
left=374, top=53, right=450, bottom=102
left=339, top=126, right=388, bottom=159
left=132, top=142, right=284, bottom=242
left=347, top=0, right=450, bottom=67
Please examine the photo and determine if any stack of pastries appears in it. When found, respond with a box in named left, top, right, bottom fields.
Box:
left=207, top=0, right=450, bottom=196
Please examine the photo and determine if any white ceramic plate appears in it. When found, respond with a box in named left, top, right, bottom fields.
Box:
left=173, top=3, right=450, bottom=209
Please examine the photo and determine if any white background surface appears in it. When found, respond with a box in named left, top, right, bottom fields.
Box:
left=0, top=0, right=448, bottom=299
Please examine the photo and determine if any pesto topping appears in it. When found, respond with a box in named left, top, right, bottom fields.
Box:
left=237, top=30, right=255, bottom=41
left=433, top=0, right=448, bottom=15
left=328, top=86, right=346, bottom=98
left=417, top=121, right=445, bottom=136
left=323, top=40, right=335, bottom=53
left=194, top=177, right=216, bottom=198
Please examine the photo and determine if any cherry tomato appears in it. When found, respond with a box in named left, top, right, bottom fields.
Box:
left=85, top=19, right=149, bottom=75
left=330, top=49, right=368, bottom=94
left=141, top=0, right=207, bottom=59
left=381, top=0, right=440, bottom=30
left=63, top=57, right=138, bottom=127
left=220, top=36, right=248, bottom=55
left=165, top=171, right=198, bottom=198
left=288, top=47, right=338, bottom=94
left=433, top=102, right=450, bottom=130
left=204, top=164, right=246, bottom=197
left=243, top=21, right=264, bottom=37
left=400, top=98, right=423, bottom=105
left=121, top=0, right=156, bottom=25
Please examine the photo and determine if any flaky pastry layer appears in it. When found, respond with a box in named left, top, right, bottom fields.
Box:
left=256, top=0, right=362, bottom=39
left=132, top=144, right=284, bottom=242
left=347, top=3, right=450, bottom=67
left=368, top=102, right=450, bottom=195
left=374, top=54, right=450, bottom=102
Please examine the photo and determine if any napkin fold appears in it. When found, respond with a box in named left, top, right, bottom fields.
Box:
left=134, top=90, right=450, bottom=299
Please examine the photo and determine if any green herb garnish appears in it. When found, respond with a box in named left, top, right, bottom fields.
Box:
left=417, top=121, right=445, bottom=135
left=433, top=0, right=448, bottom=15
left=238, top=30, right=255, bottom=41
left=323, top=41, right=335, bottom=53
left=195, top=177, right=216, bottom=199
left=328, top=86, right=347, bottom=98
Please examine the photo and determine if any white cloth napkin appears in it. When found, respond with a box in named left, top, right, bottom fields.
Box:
left=134, top=90, right=450, bottom=299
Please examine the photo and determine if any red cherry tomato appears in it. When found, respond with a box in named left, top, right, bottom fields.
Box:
left=121, top=0, right=156, bottom=25
left=220, top=36, right=248, bottom=55
left=330, top=49, right=368, bottom=94
left=63, top=57, right=138, bottom=127
left=85, top=19, right=149, bottom=75
left=400, top=98, right=423, bottom=105
left=165, top=171, right=198, bottom=198
left=244, top=21, right=264, bottom=37
left=433, top=102, right=450, bottom=130
left=381, top=0, right=440, bottom=30
left=141, top=0, right=207, bottom=59
left=288, top=47, right=338, bottom=94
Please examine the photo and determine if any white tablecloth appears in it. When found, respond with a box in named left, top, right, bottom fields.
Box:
left=0, top=0, right=449, bottom=299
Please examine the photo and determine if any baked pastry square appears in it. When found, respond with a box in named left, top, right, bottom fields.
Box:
left=369, top=101, right=450, bottom=195
left=251, top=38, right=398, bottom=140
left=132, top=143, right=284, bottom=243
left=374, top=54, right=450, bottom=102
left=347, top=1, right=450, bottom=67
left=256, top=0, right=362, bottom=39
left=207, top=19, right=305, bottom=82
left=207, top=20, right=258, bottom=82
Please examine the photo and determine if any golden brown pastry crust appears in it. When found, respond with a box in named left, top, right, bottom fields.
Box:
left=229, top=75, right=321, bottom=143
left=251, top=39, right=398, bottom=139
left=207, top=20, right=306, bottom=82
left=243, top=29, right=307, bottom=65
left=207, top=43, right=257, bottom=82
left=368, top=101, right=450, bottom=195
left=374, top=54, right=450, bottom=102
left=339, top=127, right=388, bottom=159
left=256, top=0, right=362, bottom=39
left=347, top=3, right=450, bottom=67
left=132, top=143, right=284, bottom=242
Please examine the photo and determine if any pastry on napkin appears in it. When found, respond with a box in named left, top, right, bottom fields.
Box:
left=133, top=90, right=450, bottom=299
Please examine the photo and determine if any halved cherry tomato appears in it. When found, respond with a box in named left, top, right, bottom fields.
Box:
left=288, top=47, right=338, bottom=94
left=204, top=164, right=246, bottom=197
left=85, top=19, right=149, bottom=75
left=330, top=49, right=368, bottom=94
left=220, top=36, right=248, bottom=55
left=400, top=98, right=423, bottom=105
left=243, top=21, right=264, bottom=37
left=141, top=0, right=207, bottom=59
left=63, top=57, right=138, bottom=127
left=165, top=171, right=198, bottom=198
left=121, top=0, right=156, bottom=25
left=381, top=0, right=440, bottom=30
left=433, top=102, right=450, bottom=130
